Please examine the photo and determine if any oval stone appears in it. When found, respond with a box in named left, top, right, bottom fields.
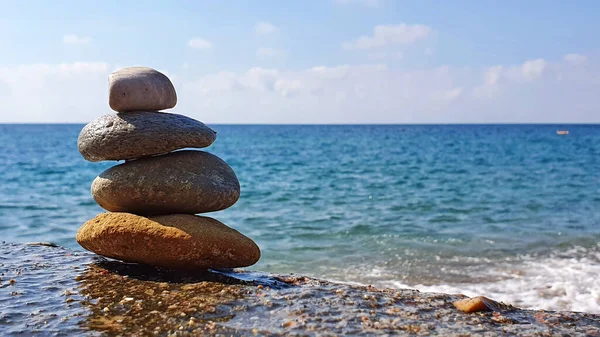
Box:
left=76, top=213, right=260, bottom=269
left=78, top=112, right=217, bottom=162
left=91, top=150, right=240, bottom=215
left=109, top=67, right=177, bottom=112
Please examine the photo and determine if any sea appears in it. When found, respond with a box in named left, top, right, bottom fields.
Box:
left=1, top=124, right=599, bottom=314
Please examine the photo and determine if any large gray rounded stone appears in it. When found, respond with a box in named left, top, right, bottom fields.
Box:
left=78, top=112, right=217, bottom=162
left=91, top=150, right=240, bottom=215
left=109, top=67, right=177, bottom=112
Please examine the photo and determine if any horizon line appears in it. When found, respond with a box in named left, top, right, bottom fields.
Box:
left=1, top=122, right=599, bottom=126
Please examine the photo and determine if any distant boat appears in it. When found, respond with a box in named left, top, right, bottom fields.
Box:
left=556, top=130, right=569, bottom=135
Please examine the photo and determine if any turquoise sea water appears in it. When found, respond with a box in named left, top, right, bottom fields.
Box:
left=1, top=124, right=599, bottom=313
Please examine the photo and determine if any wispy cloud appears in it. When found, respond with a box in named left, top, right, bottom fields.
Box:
left=0, top=62, right=110, bottom=122
left=473, top=58, right=552, bottom=99
left=564, top=53, right=587, bottom=64
left=343, top=24, right=432, bottom=50
left=435, top=87, right=463, bottom=101
left=178, top=55, right=599, bottom=123
left=62, top=34, right=92, bottom=45
left=255, top=21, right=278, bottom=35
left=188, top=38, right=213, bottom=49
left=521, top=59, right=547, bottom=80
left=2, top=55, right=598, bottom=123
left=481, top=58, right=548, bottom=88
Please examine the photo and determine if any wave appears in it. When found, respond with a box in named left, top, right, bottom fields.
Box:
left=379, top=244, right=600, bottom=314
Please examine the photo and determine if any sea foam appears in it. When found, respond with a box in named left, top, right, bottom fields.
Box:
left=383, top=245, right=600, bottom=314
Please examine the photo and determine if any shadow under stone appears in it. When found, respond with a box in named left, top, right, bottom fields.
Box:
left=92, top=257, right=291, bottom=289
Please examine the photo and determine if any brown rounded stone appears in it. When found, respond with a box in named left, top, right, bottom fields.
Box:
left=76, top=213, right=260, bottom=269
left=78, top=112, right=217, bottom=162
left=453, top=296, right=510, bottom=313
left=91, top=150, right=240, bottom=215
left=109, top=67, right=177, bottom=112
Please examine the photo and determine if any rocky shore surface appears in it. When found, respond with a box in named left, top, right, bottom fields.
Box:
left=1, top=242, right=599, bottom=336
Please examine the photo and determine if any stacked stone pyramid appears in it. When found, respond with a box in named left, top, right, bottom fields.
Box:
left=75, top=67, right=260, bottom=270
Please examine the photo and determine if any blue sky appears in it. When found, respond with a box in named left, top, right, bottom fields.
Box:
left=0, top=0, right=598, bottom=123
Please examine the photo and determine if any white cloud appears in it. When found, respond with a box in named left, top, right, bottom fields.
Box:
left=521, top=58, right=547, bottom=80
left=564, top=53, right=587, bottom=64
left=0, top=62, right=110, bottom=123
left=1, top=55, right=599, bottom=124
left=435, top=88, right=463, bottom=101
left=343, top=24, right=432, bottom=50
left=255, top=21, right=278, bottom=35
left=256, top=47, right=285, bottom=58
left=474, top=59, right=549, bottom=99
left=310, top=65, right=351, bottom=79
left=484, top=65, right=503, bottom=85
left=480, top=58, right=547, bottom=90
left=177, top=55, right=599, bottom=123
left=334, top=0, right=383, bottom=8
left=62, top=34, right=92, bottom=45
left=188, top=38, right=213, bottom=49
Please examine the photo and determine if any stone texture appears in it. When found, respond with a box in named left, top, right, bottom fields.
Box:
left=91, top=150, right=240, bottom=215
left=6, top=242, right=600, bottom=336
left=109, top=67, right=177, bottom=112
left=76, top=213, right=260, bottom=269
left=78, top=112, right=217, bottom=162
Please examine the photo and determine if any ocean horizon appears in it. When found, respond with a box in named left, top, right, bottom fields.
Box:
left=2, top=123, right=599, bottom=126
left=1, top=123, right=599, bottom=314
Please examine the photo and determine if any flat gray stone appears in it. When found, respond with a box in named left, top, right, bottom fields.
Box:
left=78, top=112, right=217, bottom=162
left=91, top=150, right=240, bottom=215
left=109, top=67, right=177, bottom=112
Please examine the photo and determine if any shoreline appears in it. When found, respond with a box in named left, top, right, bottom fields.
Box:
left=1, top=241, right=599, bottom=336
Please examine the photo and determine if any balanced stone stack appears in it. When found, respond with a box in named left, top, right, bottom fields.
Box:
left=75, top=67, right=260, bottom=270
